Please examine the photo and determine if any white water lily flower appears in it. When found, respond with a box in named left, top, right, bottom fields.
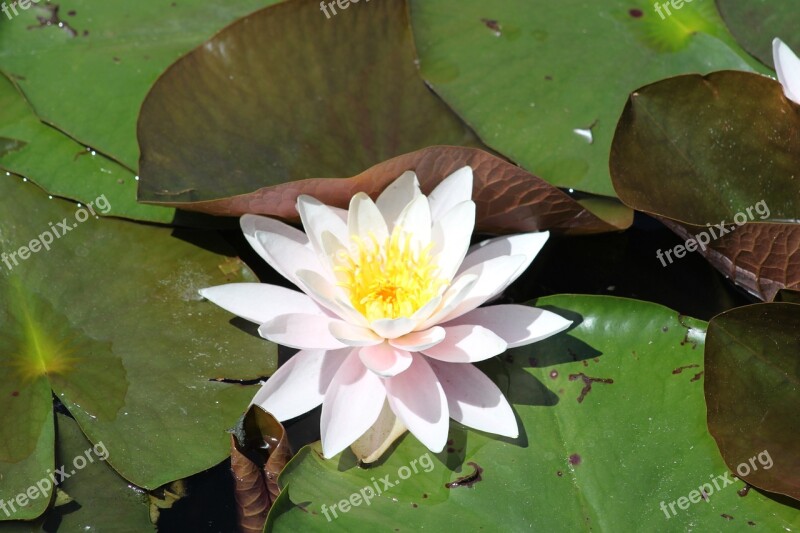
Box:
left=773, top=38, right=800, bottom=104
left=200, top=167, right=571, bottom=459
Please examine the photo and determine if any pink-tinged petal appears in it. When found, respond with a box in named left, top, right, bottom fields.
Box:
left=459, top=232, right=549, bottom=279
left=427, top=359, right=518, bottom=438
left=385, top=353, right=448, bottom=452
left=445, top=305, right=572, bottom=348
left=254, top=230, right=331, bottom=289
left=296, top=195, right=350, bottom=259
left=376, top=171, right=421, bottom=229
left=439, top=255, right=526, bottom=323
left=321, top=353, right=387, bottom=458
left=251, top=349, right=345, bottom=421
left=330, top=321, right=384, bottom=347
left=416, top=274, right=478, bottom=330
left=390, top=327, right=445, bottom=352
left=431, top=201, right=476, bottom=281
left=428, top=166, right=473, bottom=220
left=774, top=38, right=800, bottom=105
left=348, top=193, right=389, bottom=243
left=296, top=269, right=367, bottom=326
left=199, top=283, right=326, bottom=324
left=358, top=342, right=413, bottom=377
left=422, top=325, right=507, bottom=363
left=259, top=314, right=347, bottom=350
left=394, top=195, right=432, bottom=247
left=370, top=317, right=417, bottom=339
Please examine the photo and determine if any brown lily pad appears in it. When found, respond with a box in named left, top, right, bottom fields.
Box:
left=705, top=302, right=800, bottom=501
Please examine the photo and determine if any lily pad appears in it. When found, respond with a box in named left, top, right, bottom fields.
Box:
left=408, top=0, right=765, bottom=197
left=0, top=0, right=281, bottom=170
left=0, top=73, right=174, bottom=224
left=610, top=70, right=800, bottom=300
left=136, top=0, right=480, bottom=206
left=146, top=146, right=631, bottom=234
left=268, top=295, right=800, bottom=530
left=716, top=0, right=800, bottom=68
left=0, top=173, right=276, bottom=518
left=0, top=414, right=152, bottom=530
left=705, top=303, right=800, bottom=501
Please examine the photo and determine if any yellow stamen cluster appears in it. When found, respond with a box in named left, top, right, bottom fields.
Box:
left=335, top=227, right=444, bottom=322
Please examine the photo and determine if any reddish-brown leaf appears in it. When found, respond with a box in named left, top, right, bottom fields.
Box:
left=231, top=406, right=292, bottom=533
left=145, top=146, right=630, bottom=235
left=661, top=219, right=800, bottom=301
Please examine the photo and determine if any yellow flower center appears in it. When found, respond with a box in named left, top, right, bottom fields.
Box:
left=335, top=226, right=445, bottom=322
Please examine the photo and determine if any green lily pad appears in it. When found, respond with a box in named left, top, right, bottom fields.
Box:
left=136, top=0, right=480, bottom=205
left=0, top=74, right=173, bottom=224
left=0, top=413, right=153, bottom=530
left=706, top=303, right=800, bottom=501
left=0, top=0, right=280, bottom=170
left=269, top=295, right=800, bottom=530
left=408, top=0, right=766, bottom=197
left=0, top=173, right=276, bottom=520
left=716, top=0, right=800, bottom=68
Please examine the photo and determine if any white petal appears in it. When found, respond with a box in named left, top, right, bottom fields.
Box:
left=350, top=400, right=408, bottom=463
left=416, top=274, right=479, bottom=330
left=241, top=214, right=330, bottom=290
left=440, top=255, right=526, bottom=323
left=431, top=201, right=476, bottom=281
left=376, top=171, right=421, bottom=229
left=330, top=321, right=384, bottom=347
left=385, top=353, right=448, bottom=453
left=254, top=230, right=331, bottom=289
left=427, top=359, right=518, bottom=438
left=251, top=349, right=345, bottom=421
left=774, top=38, right=800, bottom=105
left=296, top=269, right=367, bottom=326
left=321, top=352, right=387, bottom=458
left=459, top=232, right=549, bottom=279
left=422, top=325, right=507, bottom=363
left=199, top=283, right=326, bottom=324
left=358, top=342, right=413, bottom=377
left=259, top=314, right=347, bottom=350
left=348, top=193, right=389, bottom=243
left=241, top=214, right=308, bottom=261
left=370, top=317, right=417, bottom=339
left=389, top=327, right=446, bottom=352
left=394, top=194, right=432, bottom=248
left=296, top=195, right=350, bottom=259
left=445, top=305, right=572, bottom=348
left=408, top=294, right=443, bottom=325
left=428, top=166, right=473, bottom=220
